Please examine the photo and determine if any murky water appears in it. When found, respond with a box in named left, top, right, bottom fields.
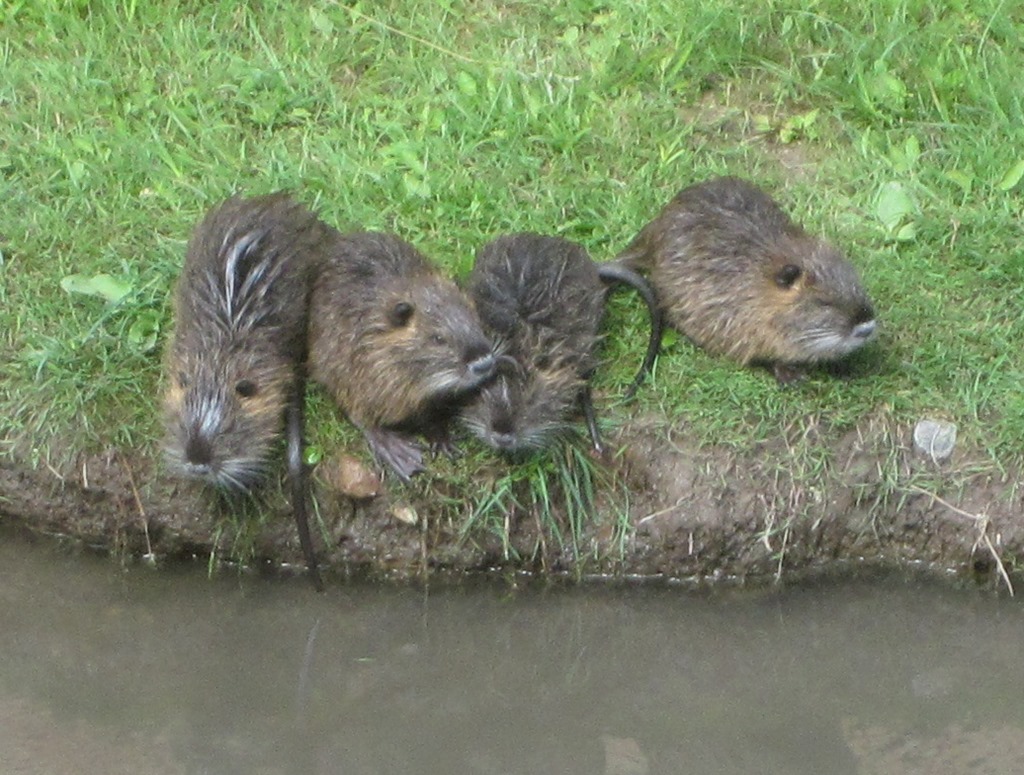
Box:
left=2, top=527, right=1023, bottom=775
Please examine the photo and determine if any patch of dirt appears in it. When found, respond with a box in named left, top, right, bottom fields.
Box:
left=679, top=87, right=822, bottom=183
left=615, top=415, right=1020, bottom=584
left=2, top=411, right=1021, bottom=591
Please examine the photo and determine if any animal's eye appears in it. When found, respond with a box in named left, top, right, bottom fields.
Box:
left=235, top=380, right=258, bottom=398
left=774, top=264, right=802, bottom=289
left=534, top=354, right=551, bottom=370
left=177, top=372, right=190, bottom=389
left=388, top=301, right=415, bottom=328
left=431, top=333, right=446, bottom=346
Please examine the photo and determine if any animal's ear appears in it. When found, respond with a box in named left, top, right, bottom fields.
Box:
left=774, top=263, right=802, bottom=289
left=388, top=301, right=415, bottom=327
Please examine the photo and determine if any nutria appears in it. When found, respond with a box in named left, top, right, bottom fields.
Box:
left=461, top=232, right=662, bottom=455
left=307, top=231, right=497, bottom=482
left=616, top=176, right=877, bottom=383
left=162, top=192, right=325, bottom=590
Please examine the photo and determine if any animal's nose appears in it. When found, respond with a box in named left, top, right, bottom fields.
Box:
left=852, top=319, right=877, bottom=340
left=468, top=352, right=497, bottom=380
left=185, top=434, right=213, bottom=466
left=852, top=302, right=876, bottom=327
left=492, top=431, right=517, bottom=451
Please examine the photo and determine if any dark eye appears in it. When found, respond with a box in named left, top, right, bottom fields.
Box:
left=177, top=372, right=190, bottom=389
left=235, top=380, right=258, bottom=398
left=774, top=264, right=802, bottom=289
left=534, top=354, right=551, bottom=370
left=388, top=301, right=415, bottom=327
left=430, top=333, right=446, bottom=346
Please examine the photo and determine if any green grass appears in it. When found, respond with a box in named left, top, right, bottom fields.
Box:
left=454, top=439, right=616, bottom=571
left=2, top=0, right=1022, bottom=554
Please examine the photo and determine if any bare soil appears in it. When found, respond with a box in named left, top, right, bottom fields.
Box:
left=1, top=411, right=1020, bottom=591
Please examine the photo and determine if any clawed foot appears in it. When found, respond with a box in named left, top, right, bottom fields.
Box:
left=364, top=428, right=425, bottom=483
left=424, top=425, right=461, bottom=459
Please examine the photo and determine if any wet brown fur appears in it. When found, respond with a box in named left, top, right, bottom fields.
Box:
left=462, top=233, right=606, bottom=453
left=308, top=231, right=495, bottom=478
left=163, top=193, right=328, bottom=490
left=617, top=176, right=876, bottom=377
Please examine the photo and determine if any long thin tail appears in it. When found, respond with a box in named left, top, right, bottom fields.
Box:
left=287, top=374, right=323, bottom=592
left=598, top=262, right=663, bottom=400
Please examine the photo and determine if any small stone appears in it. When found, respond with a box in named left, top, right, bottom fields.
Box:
left=321, top=454, right=382, bottom=499
left=391, top=504, right=418, bottom=526
left=913, top=419, right=957, bottom=462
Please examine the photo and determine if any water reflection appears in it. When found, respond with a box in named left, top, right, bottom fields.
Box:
left=1, top=527, right=1022, bottom=774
